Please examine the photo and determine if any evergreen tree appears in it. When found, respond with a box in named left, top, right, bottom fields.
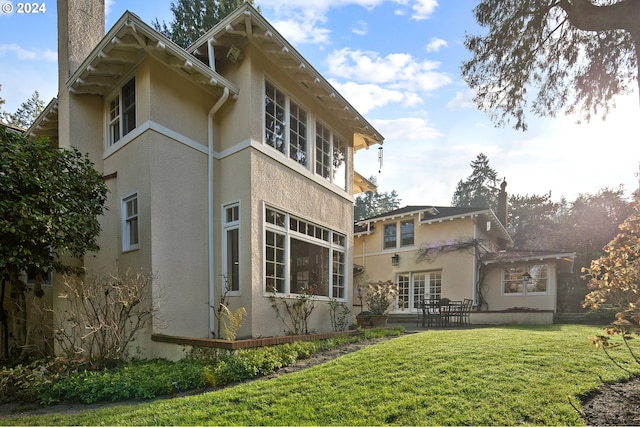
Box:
left=354, top=176, right=402, bottom=220
left=1, top=91, right=45, bottom=129
left=451, top=153, right=499, bottom=209
left=154, top=0, right=256, bottom=48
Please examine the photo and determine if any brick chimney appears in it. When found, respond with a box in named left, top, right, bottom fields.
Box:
left=497, top=178, right=508, bottom=228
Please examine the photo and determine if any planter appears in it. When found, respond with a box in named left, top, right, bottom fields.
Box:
left=369, top=315, right=388, bottom=327
left=356, top=312, right=372, bottom=327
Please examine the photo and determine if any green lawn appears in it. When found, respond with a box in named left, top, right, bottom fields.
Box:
left=3, top=325, right=637, bottom=426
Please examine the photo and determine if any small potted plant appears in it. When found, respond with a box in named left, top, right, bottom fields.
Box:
left=362, top=280, right=398, bottom=327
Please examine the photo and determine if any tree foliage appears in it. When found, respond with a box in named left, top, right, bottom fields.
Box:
left=463, top=0, right=639, bottom=131
left=583, top=200, right=640, bottom=338
left=1, top=91, right=45, bottom=130
left=354, top=176, right=402, bottom=220
left=153, top=0, right=256, bottom=48
left=451, top=153, right=499, bottom=209
left=0, top=125, right=108, bottom=359
left=508, top=192, right=560, bottom=249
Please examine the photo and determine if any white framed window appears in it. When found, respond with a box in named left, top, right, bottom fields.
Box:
left=503, top=264, right=549, bottom=295
left=264, top=206, right=346, bottom=299
left=122, top=193, right=139, bottom=252
left=265, top=80, right=308, bottom=167
left=107, top=77, right=136, bottom=147
left=223, top=202, right=240, bottom=293
left=400, top=219, right=414, bottom=247
left=383, top=223, right=397, bottom=249
left=397, top=271, right=441, bottom=312
left=315, top=121, right=346, bottom=190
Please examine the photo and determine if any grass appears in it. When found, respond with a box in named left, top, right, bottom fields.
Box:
left=2, top=325, right=638, bottom=425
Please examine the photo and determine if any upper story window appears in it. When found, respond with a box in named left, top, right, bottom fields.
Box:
left=383, top=219, right=415, bottom=249
left=383, top=223, right=397, bottom=249
left=265, top=81, right=308, bottom=167
left=122, top=193, right=139, bottom=252
left=503, top=264, right=548, bottom=295
left=315, top=121, right=346, bottom=190
left=108, top=77, right=136, bottom=147
left=264, top=80, right=347, bottom=190
left=400, top=220, right=414, bottom=247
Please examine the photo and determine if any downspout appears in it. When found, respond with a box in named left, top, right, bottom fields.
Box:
left=472, top=219, right=478, bottom=306
left=208, top=86, right=230, bottom=337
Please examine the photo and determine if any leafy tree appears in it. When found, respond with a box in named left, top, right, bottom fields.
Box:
left=1, top=91, right=45, bottom=129
left=0, top=125, right=108, bottom=359
left=153, top=0, right=256, bottom=48
left=451, top=153, right=499, bottom=209
left=463, top=0, right=640, bottom=131
left=583, top=200, right=640, bottom=356
left=354, top=176, right=402, bottom=220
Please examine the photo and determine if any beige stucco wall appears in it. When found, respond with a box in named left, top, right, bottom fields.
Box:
left=249, top=150, right=354, bottom=337
left=481, top=263, right=558, bottom=312
left=354, top=215, right=481, bottom=312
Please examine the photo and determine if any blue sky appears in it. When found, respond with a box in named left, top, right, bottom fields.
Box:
left=1, top=0, right=638, bottom=206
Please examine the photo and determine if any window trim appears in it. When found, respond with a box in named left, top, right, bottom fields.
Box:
left=222, top=201, right=241, bottom=295
left=264, top=79, right=309, bottom=168
left=106, top=76, right=136, bottom=149
left=122, top=192, right=140, bottom=252
left=263, top=205, right=347, bottom=300
left=502, top=264, right=549, bottom=296
left=396, top=270, right=442, bottom=312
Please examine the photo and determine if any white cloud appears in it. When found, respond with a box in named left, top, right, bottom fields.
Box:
left=326, top=48, right=451, bottom=92
left=351, top=20, right=368, bottom=36
left=105, top=0, right=114, bottom=16
left=410, top=0, right=438, bottom=20
left=426, top=37, right=448, bottom=53
left=447, top=89, right=476, bottom=110
left=272, top=18, right=332, bottom=44
left=329, top=80, right=406, bottom=114
left=372, top=117, right=442, bottom=141
left=0, top=44, right=57, bottom=61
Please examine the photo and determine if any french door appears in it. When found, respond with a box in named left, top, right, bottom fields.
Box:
left=396, top=271, right=442, bottom=312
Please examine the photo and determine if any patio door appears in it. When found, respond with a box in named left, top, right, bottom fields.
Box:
left=396, top=271, right=442, bottom=312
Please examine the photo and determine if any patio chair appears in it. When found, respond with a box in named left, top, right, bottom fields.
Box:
left=461, top=298, right=473, bottom=326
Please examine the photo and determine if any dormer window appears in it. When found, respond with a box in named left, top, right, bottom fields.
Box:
left=107, top=77, right=136, bottom=147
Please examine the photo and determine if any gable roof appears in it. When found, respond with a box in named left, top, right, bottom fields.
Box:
left=189, top=3, right=383, bottom=151
left=355, top=205, right=512, bottom=243
left=66, top=11, right=239, bottom=98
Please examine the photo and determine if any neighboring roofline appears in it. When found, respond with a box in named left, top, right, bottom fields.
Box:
left=26, top=97, right=58, bottom=136
left=481, top=251, right=577, bottom=265
left=189, top=3, right=384, bottom=150
left=67, top=11, right=240, bottom=97
left=354, top=205, right=513, bottom=244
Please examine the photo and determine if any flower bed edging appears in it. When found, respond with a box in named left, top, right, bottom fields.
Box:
left=151, top=329, right=360, bottom=350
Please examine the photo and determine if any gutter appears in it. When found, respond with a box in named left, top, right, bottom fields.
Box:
left=208, top=87, right=230, bottom=337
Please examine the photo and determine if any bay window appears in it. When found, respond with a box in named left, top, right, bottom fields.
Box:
left=264, top=206, right=346, bottom=298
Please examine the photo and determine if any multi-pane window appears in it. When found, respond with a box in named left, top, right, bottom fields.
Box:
left=315, top=122, right=347, bottom=190
left=108, top=77, right=136, bottom=147
left=396, top=271, right=441, bottom=312
left=503, top=264, right=548, bottom=295
left=122, top=193, right=139, bottom=252
left=264, top=80, right=348, bottom=189
left=265, top=206, right=346, bottom=298
left=400, top=220, right=414, bottom=247
left=383, top=223, right=397, bottom=249
left=265, top=81, right=308, bottom=166
left=223, top=203, right=240, bottom=293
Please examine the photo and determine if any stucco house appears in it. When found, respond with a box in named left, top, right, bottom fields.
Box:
left=354, top=183, right=575, bottom=325
left=26, top=1, right=382, bottom=359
